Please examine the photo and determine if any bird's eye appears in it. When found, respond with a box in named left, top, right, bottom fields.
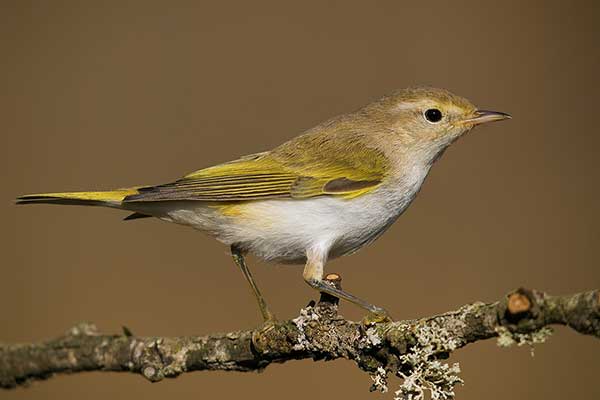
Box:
left=424, top=108, right=443, bottom=123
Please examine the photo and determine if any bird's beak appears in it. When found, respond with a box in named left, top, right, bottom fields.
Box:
left=461, top=110, right=512, bottom=126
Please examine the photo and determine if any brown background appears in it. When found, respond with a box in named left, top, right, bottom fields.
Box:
left=1, top=1, right=599, bottom=399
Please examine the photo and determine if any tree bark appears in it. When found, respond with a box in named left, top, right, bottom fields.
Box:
left=1, top=283, right=598, bottom=395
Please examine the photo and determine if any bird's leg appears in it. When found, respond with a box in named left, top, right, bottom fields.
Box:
left=231, top=245, right=275, bottom=322
left=302, top=247, right=392, bottom=322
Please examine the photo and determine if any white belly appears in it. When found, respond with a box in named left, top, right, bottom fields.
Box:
left=147, top=179, right=422, bottom=264
left=219, top=193, right=405, bottom=263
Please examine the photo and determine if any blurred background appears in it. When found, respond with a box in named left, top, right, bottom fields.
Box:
left=1, top=1, right=599, bottom=399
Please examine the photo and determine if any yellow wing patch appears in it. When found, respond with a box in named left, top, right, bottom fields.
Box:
left=125, top=156, right=299, bottom=202
left=124, top=142, right=389, bottom=203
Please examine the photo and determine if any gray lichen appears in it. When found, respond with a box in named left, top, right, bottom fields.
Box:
left=291, top=305, right=321, bottom=351
left=370, top=366, right=389, bottom=393
left=66, top=321, right=99, bottom=336
left=495, top=326, right=553, bottom=356
left=365, top=327, right=383, bottom=347
left=394, top=323, right=464, bottom=400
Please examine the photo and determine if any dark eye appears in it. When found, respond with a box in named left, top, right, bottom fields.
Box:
left=424, top=108, right=443, bottom=123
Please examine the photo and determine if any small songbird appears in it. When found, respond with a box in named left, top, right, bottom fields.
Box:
left=17, top=87, right=510, bottom=322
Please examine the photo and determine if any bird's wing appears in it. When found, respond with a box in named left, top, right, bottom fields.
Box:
left=124, top=146, right=388, bottom=203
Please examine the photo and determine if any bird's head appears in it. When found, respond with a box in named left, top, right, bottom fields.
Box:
left=364, top=87, right=511, bottom=158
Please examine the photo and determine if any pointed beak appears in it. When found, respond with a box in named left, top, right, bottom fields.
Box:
left=461, top=110, right=512, bottom=126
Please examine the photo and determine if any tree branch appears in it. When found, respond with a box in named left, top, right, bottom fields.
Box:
left=1, top=280, right=598, bottom=396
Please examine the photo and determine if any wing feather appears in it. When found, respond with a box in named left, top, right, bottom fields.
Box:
left=124, top=138, right=389, bottom=203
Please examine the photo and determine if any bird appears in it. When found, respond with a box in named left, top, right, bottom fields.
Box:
left=16, top=87, right=511, bottom=323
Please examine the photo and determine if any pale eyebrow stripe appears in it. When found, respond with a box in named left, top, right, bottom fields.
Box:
left=394, top=100, right=464, bottom=116
left=393, top=100, right=431, bottom=111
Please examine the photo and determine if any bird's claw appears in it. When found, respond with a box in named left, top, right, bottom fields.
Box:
left=361, top=309, right=393, bottom=326
left=259, top=314, right=278, bottom=332
left=251, top=315, right=279, bottom=350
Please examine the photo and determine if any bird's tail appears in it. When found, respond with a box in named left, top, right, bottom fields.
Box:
left=16, top=188, right=140, bottom=208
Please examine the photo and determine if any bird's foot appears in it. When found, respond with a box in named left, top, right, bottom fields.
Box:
left=256, top=312, right=278, bottom=333
left=361, top=308, right=393, bottom=327
left=251, top=315, right=279, bottom=350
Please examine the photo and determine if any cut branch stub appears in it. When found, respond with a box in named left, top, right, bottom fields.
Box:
left=319, top=273, right=342, bottom=306
left=507, top=290, right=532, bottom=315
left=501, top=288, right=538, bottom=327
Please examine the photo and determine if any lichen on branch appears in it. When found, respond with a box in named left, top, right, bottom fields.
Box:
left=0, top=285, right=598, bottom=398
